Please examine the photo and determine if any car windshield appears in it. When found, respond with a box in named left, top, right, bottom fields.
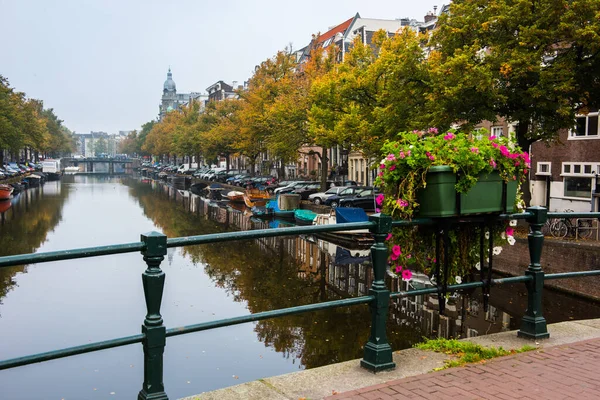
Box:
left=325, top=188, right=337, bottom=194
left=340, top=188, right=355, bottom=195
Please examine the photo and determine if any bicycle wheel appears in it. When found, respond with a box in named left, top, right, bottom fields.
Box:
left=542, top=219, right=553, bottom=236
left=577, top=219, right=594, bottom=239
left=552, top=220, right=569, bottom=239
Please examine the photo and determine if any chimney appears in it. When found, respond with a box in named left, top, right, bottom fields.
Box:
left=434, top=5, right=438, bottom=14
left=424, top=11, right=436, bottom=23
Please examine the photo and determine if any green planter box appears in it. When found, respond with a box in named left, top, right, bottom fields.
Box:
left=416, top=166, right=518, bottom=218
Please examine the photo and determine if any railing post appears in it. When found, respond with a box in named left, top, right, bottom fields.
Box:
left=518, top=207, right=550, bottom=340
left=361, top=214, right=396, bottom=372
left=138, top=232, right=169, bottom=400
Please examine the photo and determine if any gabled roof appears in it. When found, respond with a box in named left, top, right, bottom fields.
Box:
left=317, top=13, right=360, bottom=45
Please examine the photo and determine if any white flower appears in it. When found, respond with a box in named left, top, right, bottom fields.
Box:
left=485, top=230, right=490, bottom=239
left=475, top=262, right=481, bottom=270
left=493, top=246, right=502, bottom=255
left=455, top=276, right=462, bottom=284
left=501, top=232, right=506, bottom=240
left=507, top=236, right=516, bottom=246
left=510, top=220, right=517, bottom=227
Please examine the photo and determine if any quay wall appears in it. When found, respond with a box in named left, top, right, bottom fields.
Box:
left=495, top=238, right=600, bottom=301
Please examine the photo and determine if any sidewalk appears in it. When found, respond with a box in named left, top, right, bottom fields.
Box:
left=326, top=337, right=600, bottom=399
left=182, top=319, right=600, bottom=400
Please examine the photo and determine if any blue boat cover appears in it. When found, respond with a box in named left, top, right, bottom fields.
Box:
left=266, top=199, right=279, bottom=211
left=335, top=207, right=368, bottom=223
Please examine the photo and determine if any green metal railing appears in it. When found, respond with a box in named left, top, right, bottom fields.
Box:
left=1, top=207, right=600, bottom=399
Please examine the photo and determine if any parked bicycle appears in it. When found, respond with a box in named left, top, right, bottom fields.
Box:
left=543, top=209, right=595, bottom=239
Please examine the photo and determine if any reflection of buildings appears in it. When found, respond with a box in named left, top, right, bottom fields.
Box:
left=139, top=179, right=524, bottom=341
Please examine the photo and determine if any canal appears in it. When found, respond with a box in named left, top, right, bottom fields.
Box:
left=1, top=175, right=600, bottom=399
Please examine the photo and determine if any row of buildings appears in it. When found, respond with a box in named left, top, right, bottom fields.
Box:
left=71, top=131, right=130, bottom=158
left=156, top=6, right=600, bottom=213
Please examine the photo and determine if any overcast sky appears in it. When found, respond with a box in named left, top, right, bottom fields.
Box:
left=2, top=0, right=442, bottom=134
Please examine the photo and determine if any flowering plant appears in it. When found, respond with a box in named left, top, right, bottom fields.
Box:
left=374, top=129, right=529, bottom=283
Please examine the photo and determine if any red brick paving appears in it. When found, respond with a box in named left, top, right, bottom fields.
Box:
left=325, top=338, right=600, bottom=400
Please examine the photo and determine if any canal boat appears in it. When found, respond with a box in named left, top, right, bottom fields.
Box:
left=0, top=184, right=14, bottom=200
left=223, top=190, right=245, bottom=202
left=64, top=166, right=79, bottom=174
left=243, top=190, right=271, bottom=207
left=294, top=209, right=317, bottom=226
left=42, top=159, right=62, bottom=180
left=265, top=199, right=295, bottom=220
left=189, top=182, right=208, bottom=196
left=313, top=207, right=373, bottom=248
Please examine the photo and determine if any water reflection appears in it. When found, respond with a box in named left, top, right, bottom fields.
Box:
left=0, top=181, right=70, bottom=308
left=125, top=177, right=600, bottom=369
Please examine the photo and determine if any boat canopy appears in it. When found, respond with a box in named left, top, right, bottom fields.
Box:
left=335, top=207, right=368, bottom=223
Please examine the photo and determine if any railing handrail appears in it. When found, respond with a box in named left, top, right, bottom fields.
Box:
left=2, top=208, right=600, bottom=399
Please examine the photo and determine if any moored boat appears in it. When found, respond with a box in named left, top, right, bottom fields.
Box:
left=0, top=184, right=14, bottom=200
left=224, top=190, right=245, bottom=202
left=294, top=209, right=317, bottom=226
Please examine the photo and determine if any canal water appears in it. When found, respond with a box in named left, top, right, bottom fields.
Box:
left=1, top=175, right=600, bottom=399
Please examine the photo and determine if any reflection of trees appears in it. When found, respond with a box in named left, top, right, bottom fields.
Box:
left=0, top=183, right=71, bottom=306
left=123, top=178, right=600, bottom=369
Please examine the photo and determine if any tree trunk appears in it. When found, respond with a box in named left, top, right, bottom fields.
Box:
left=278, top=159, right=286, bottom=180
left=320, top=146, right=329, bottom=191
left=516, top=122, right=534, bottom=207
left=225, top=154, right=230, bottom=171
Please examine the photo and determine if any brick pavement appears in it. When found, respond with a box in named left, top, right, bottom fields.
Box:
left=325, top=337, right=600, bottom=400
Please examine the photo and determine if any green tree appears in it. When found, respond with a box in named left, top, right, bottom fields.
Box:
left=0, top=76, right=25, bottom=165
left=430, top=0, right=600, bottom=150
left=94, top=136, right=108, bottom=155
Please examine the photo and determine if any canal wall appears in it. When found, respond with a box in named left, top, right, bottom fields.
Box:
left=495, top=238, right=600, bottom=301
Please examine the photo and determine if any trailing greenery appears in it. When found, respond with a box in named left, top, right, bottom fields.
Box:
left=416, top=337, right=536, bottom=370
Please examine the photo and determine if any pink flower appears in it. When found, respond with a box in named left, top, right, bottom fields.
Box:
left=490, top=158, right=497, bottom=168
left=489, top=135, right=497, bottom=140
left=389, top=165, right=396, bottom=171
left=402, top=269, right=413, bottom=281
left=470, top=147, right=479, bottom=153
left=499, top=145, right=510, bottom=157
left=444, top=133, right=455, bottom=140
left=377, top=171, right=384, bottom=177
left=380, top=164, right=386, bottom=169
left=399, top=151, right=405, bottom=159
left=386, top=154, right=396, bottom=161
left=392, top=245, right=402, bottom=256
left=406, top=150, right=411, bottom=157
left=426, top=151, right=435, bottom=161
left=514, top=160, right=520, bottom=166
left=406, top=254, right=412, bottom=259
left=492, top=142, right=499, bottom=148
left=376, top=193, right=385, bottom=206
left=386, top=233, right=392, bottom=241
left=375, top=208, right=381, bottom=213
left=506, top=227, right=515, bottom=237
left=395, top=265, right=403, bottom=274
left=396, top=199, right=409, bottom=207
left=390, top=252, right=399, bottom=261
left=513, top=175, right=517, bottom=180
left=428, top=127, right=438, bottom=134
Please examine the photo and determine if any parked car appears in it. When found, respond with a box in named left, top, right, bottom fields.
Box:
left=273, top=180, right=311, bottom=195
left=323, top=186, right=371, bottom=208
left=309, top=185, right=356, bottom=205
left=292, top=183, right=322, bottom=200
left=338, top=187, right=381, bottom=211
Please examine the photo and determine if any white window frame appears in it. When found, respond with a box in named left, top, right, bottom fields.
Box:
left=569, top=112, right=600, bottom=139
left=561, top=162, right=600, bottom=177
left=491, top=126, right=504, bottom=137
left=536, top=162, right=551, bottom=176
left=560, top=162, right=599, bottom=199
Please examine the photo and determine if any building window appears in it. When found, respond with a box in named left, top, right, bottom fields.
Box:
left=564, top=177, right=592, bottom=198
left=491, top=126, right=504, bottom=137
left=570, top=113, right=599, bottom=139
left=536, top=162, right=551, bottom=176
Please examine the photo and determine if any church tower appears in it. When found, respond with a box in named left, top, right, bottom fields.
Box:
left=159, top=68, right=177, bottom=120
